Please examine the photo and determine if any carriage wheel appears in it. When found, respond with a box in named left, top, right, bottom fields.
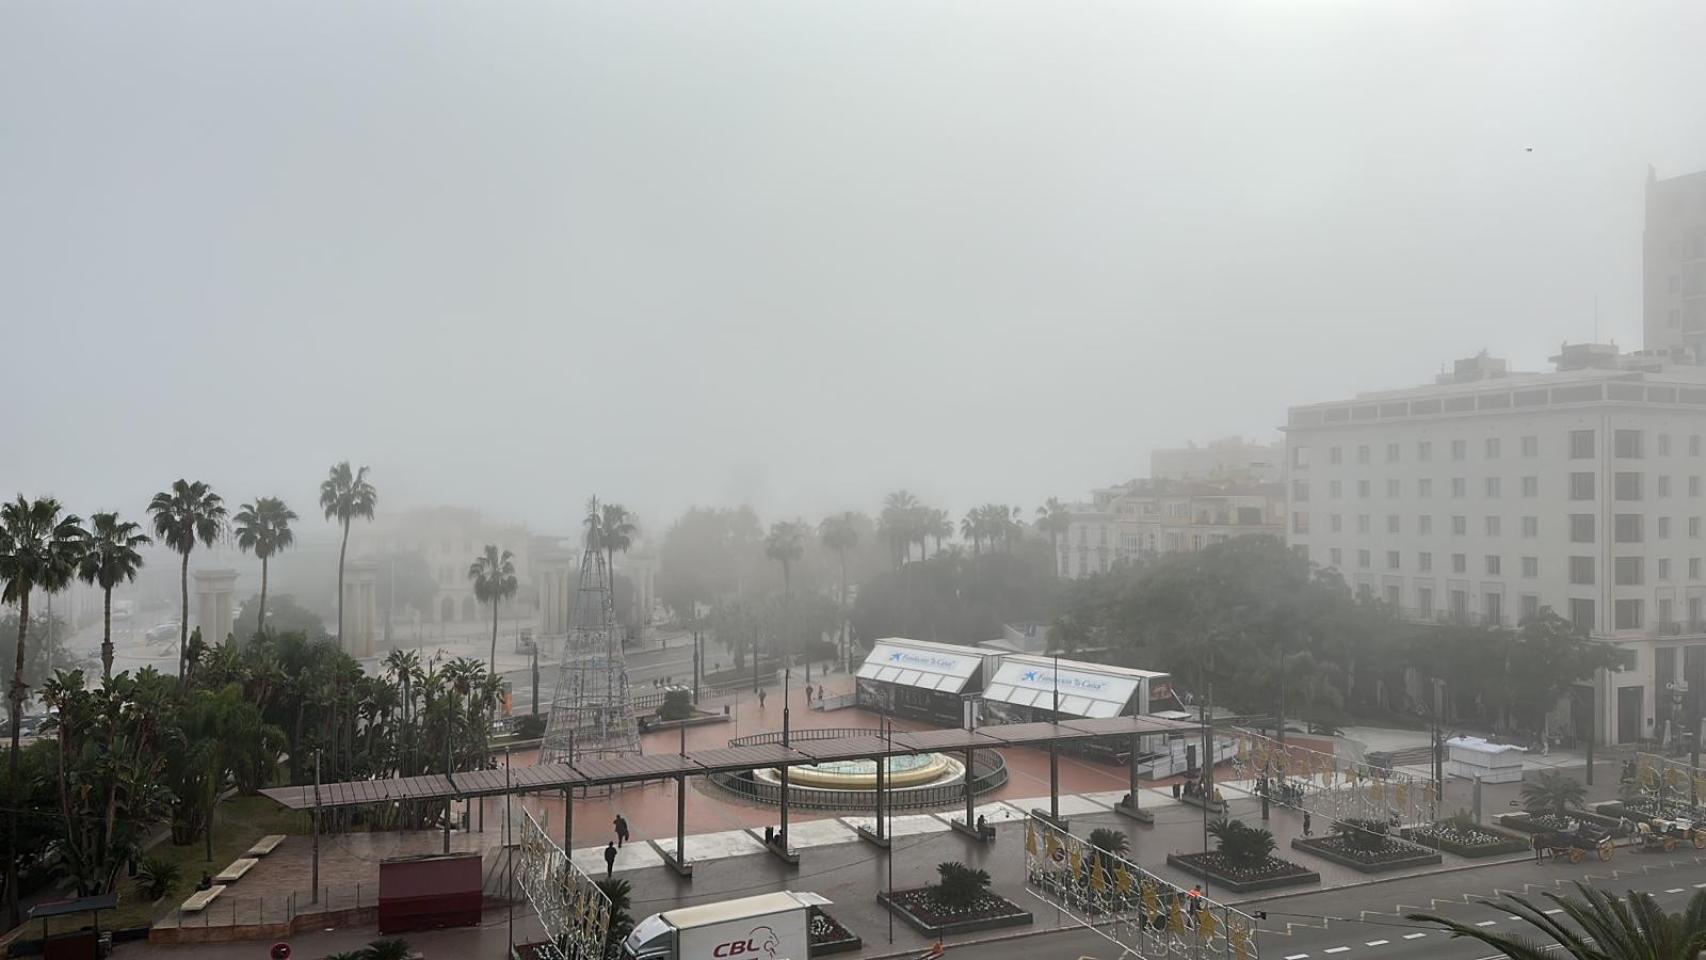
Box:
left=1599, top=843, right=1615, bottom=862
left=1569, top=847, right=1585, bottom=864
left=1693, top=832, right=1706, bottom=850
left=1665, top=837, right=1678, bottom=853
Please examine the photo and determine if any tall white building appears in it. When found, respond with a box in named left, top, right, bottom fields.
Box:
left=1285, top=346, right=1706, bottom=745
left=1059, top=479, right=1284, bottom=578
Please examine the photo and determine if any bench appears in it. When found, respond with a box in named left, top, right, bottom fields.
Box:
left=179, top=885, right=226, bottom=913
left=245, top=834, right=287, bottom=857
left=213, top=858, right=258, bottom=883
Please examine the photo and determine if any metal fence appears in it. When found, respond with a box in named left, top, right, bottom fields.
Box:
left=707, top=744, right=1008, bottom=811
left=152, top=880, right=386, bottom=931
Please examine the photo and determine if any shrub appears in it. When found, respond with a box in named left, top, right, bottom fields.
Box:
left=1208, top=819, right=1276, bottom=867
left=1521, top=771, right=1586, bottom=818
left=137, top=856, right=181, bottom=901
left=361, top=939, right=413, bottom=960
left=1088, top=828, right=1129, bottom=858
left=659, top=688, right=695, bottom=721
left=933, top=860, right=992, bottom=909
left=1332, top=818, right=1390, bottom=854
left=511, top=714, right=547, bottom=739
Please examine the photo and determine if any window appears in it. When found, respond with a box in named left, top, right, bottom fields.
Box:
left=1386, top=478, right=1401, bottom=498
left=1483, top=477, right=1500, bottom=498
left=1358, top=549, right=1371, bottom=569
left=1615, top=472, right=1643, bottom=501
left=1292, top=446, right=1310, bottom=468
left=1418, top=587, right=1434, bottom=616
left=1452, top=477, right=1467, bottom=498
left=1570, top=429, right=1595, bottom=459
left=1418, top=440, right=1432, bottom=462
left=1692, top=558, right=1702, bottom=580
left=1570, top=472, right=1595, bottom=500
left=1418, top=478, right=1433, bottom=498
left=1292, top=512, right=1309, bottom=534
left=1615, top=429, right=1643, bottom=459
left=1521, top=435, right=1539, bottom=458
left=1329, top=445, right=1343, bottom=465
left=1614, top=599, right=1644, bottom=631
left=1358, top=479, right=1370, bottom=498
left=1615, top=514, right=1644, bottom=543
left=1614, top=557, right=1644, bottom=586
left=1659, top=475, right=1673, bottom=498
left=1451, top=439, right=1466, bottom=461
left=1419, top=551, right=1433, bottom=571
left=1386, top=443, right=1400, bottom=463
left=1569, top=556, right=1595, bottom=585
left=1329, top=547, right=1342, bottom=567
left=1659, top=598, right=1674, bottom=627
left=1357, top=514, right=1370, bottom=534
left=1385, top=585, right=1401, bottom=607
left=1485, top=515, right=1501, bottom=536
left=1694, top=436, right=1703, bottom=457
left=1450, top=589, right=1468, bottom=619
left=1691, top=476, right=1701, bottom=497
left=1485, top=437, right=1501, bottom=459
left=1418, top=514, right=1433, bottom=534
left=1693, top=516, right=1703, bottom=538
left=1357, top=444, right=1370, bottom=465
left=1452, top=515, right=1467, bottom=535
left=1485, top=592, right=1503, bottom=625
left=1659, top=558, right=1672, bottom=580
left=1329, top=479, right=1342, bottom=498
left=1330, top=513, right=1342, bottom=533
left=1452, top=553, right=1467, bottom=573
left=1521, top=556, right=1538, bottom=578
left=1521, top=594, right=1540, bottom=621
left=1660, top=434, right=1672, bottom=456
left=1485, top=555, right=1501, bottom=575
left=1292, top=480, right=1310, bottom=502
left=1521, top=476, right=1538, bottom=497
left=1386, top=514, right=1400, bottom=534
left=1570, top=514, right=1595, bottom=543
left=1521, top=516, right=1539, bottom=538
left=1660, top=516, right=1672, bottom=539
left=1570, top=598, right=1595, bottom=632
left=1387, top=550, right=1401, bottom=570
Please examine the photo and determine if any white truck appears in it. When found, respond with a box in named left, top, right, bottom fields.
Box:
left=622, top=891, right=830, bottom=960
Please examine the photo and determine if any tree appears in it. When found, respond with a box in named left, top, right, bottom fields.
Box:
left=233, top=497, right=297, bottom=640
left=598, top=501, right=638, bottom=591
left=1035, top=497, right=1071, bottom=575
left=1048, top=613, right=1087, bottom=656
left=148, top=479, right=226, bottom=684
left=1522, top=770, right=1588, bottom=819
left=765, top=521, right=806, bottom=667
left=468, top=545, right=519, bottom=674
left=232, top=594, right=328, bottom=643
left=594, top=877, right=635, bottom=954
left=932, top=860, right=992, bottom=910
left=1207, top=818, right=1276, bottom=867
left=926, top=508, right=952, bottom=556
left=1409, top=882, right=1706, bottom=959
left=0, top=495, right=88, bottom=926
left=320, top=462, right=377, bottom=649
left=77, top=512, right=151, bottom=681
left=880, top=490, right=920, bottom=567
left=818, top=513, right=858, bottom=666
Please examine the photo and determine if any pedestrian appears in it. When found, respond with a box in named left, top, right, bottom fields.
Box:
left=1303, top=810, right=1312, bottom=836
left=1532, top=831, right=1545, bottom=865
left=758, top=688, right=767, bottom=710
left=805, top=685, right=814, bottom=705
left=603, top=841, right=618, bottom=878
left=614, top=814, right=630, bottom=848
left=1172, top=781, right=1181, bottom=800
left=1187, top=884, right=1203, bottom=919
left=817, top=684, right=825, bottom=701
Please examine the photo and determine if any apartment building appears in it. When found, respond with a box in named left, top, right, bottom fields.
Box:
left=1285, top=346, right=1706, bottom=745
left=1059, top=478, right=1284, bottom=578
left=1644, top=166, right=1706, bottom=357
left=1151, top=437, right=1284, bottom=485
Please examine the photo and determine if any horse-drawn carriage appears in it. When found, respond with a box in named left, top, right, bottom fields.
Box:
left=1537, top=827, right=1615, bottom=863
left=1634, top=817, right=1706, bottom=853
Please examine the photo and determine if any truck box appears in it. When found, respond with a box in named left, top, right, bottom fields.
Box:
left=624, top=891, right=830, bottom=960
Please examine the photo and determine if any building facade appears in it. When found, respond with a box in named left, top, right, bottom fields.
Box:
left=1284, top=347, right=1706, bottom=745
left=1644, top=166, right=1706, bottom=358
left=1151, top=437, right=1284, bottom=485
left=1058, top=480, right=1285, bottom=578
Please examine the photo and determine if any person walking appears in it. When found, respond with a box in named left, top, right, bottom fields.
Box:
left=1187, top=884, right=1203, bottom=925
left=758, top=688, right=767, bottom=710
left=613, top=814, right=630, bottom=848
left=817, top=684, right=825, bottom=702
left=603, top=841, right=618, bottom=878
left=1302, top=810, right=1312, bottom=836
left=805, top=685, right=814, bottom=705
left=1532, top=831, right=1546, bottom=865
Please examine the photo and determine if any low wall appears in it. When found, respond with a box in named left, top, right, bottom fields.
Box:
left=148, top=906, right=376, bottom=945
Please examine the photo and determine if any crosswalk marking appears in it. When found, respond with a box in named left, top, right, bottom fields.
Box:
left=1667, top=888, right=1686, bottom=894
left=1284, top=954, right=1310, bottom=959
left=1544, top=908, right=1564, bottom=915
left=1402, top=933, right=1427, bottom=940
left=1694, top=882, right=1706, bottom=889
left=1365, top=939, right=1389, bottom=946
left=1324, top=948, right=1350, bottom=955
left=1475, top=920, right=1498, bottom=927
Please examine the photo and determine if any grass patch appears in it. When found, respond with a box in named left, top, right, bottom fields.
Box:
left=42, top=795, right=304, bottom=936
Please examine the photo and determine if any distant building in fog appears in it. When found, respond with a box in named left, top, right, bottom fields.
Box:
left=1057, top=476, right=1285, bottom=578
left=1151, top=436, right=1283, bottom=485
left=1644, top=166, right=1706, bottom=358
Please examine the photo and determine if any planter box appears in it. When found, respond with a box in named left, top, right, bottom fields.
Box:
left=638, top=711, right=730, bottom=733
left=1290, top=836, right=1441, bottom=874
left=1499, top=810, right=1620, bottom=835
left=810, top=907, right=862, bottom=956
left=1402, top=825, right=1530, bottom=859
left=876, top=891, right=1033, bottom=938
left=1165, top=853, right=1320, bottom=893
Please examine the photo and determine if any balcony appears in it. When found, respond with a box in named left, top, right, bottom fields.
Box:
left=1395, top=607, right=1507, bottom=628
left=1654, top=621, right=1706, bottom=637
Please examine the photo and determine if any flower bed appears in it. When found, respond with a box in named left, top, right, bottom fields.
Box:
left=1164, top=852, right=1320, bottom=893
left=1499, top=810, right=1620, bottom=835
left=1290, top=834, right=1441, bottom=873
left=878, top=889, right=1033, bottom=937
left=809, top=907, right=862, bottom=955
left=1403, top=821, right=1530, bottom=858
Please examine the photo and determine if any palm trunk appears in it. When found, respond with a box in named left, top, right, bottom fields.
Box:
left=839, top=551, right=849, bottom=668
left=101, top=586, right=114, bottom=681
left=178, top=552, right=190, bottom=688
left=490, top=600, right=499, bottom=676
left=257, top=556, right=270, bottom=641
left=336, top=521, right=349, bottom=649
left=6, top=589, right=30, bottom=927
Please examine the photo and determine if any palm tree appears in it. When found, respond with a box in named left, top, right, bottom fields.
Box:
left=468, top=545, right=519, bottom=675
left=1035, top=497, right=1071, bottom=576
left=0, top=495, right=88, bottom=926
left=1409, top=882, right=1706, bottom=959
left=960, top=510, right=982, bottom=556
left=926, top=508, right=952, bottom=556
left=147, top=479, right=226, bottom=685
left=880, top=490, right=919, bottom=567
left=597, top=501, right=637, bottom=612
left=77, top=513, right=151, bottom=681
left=319, top=462, right=377, bottom=649
left=818, top=513, right=858, bottom=668
left=1521, top=770, right=1588, bottom=820
left=232, top=497, right=297, bottom=640
left=765, top=521, right=807, bottom=672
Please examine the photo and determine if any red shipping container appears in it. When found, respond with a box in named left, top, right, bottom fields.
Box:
left=378, top=853, right=483, bottom=934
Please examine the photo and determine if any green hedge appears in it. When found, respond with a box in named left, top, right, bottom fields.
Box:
left=1403, top=823, right=1530, bottom=858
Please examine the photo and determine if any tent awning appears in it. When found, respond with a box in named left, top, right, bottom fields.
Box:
left=856, top=641, right=981, bottom=694
left=983, top=660, right=1141, bottom=719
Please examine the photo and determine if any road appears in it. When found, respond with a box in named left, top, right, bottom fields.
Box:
left=962, top=847, right=1706, bottom=960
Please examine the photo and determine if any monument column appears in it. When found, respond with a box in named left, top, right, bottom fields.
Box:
left=346, top=559, right=379, bottom=658
left=193, top=569, right=238, bottom=643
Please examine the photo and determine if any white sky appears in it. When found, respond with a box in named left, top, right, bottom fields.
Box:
left=5, top=1, right=1706, bottom=534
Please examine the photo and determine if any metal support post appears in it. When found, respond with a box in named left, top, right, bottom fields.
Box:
left=311, top=750, right=321, bottom=904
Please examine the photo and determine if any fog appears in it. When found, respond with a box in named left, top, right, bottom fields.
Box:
left=5, top=1, right=1706, bottom=531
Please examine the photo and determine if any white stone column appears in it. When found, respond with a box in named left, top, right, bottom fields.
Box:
left=192, top=568, right=238, bottom=643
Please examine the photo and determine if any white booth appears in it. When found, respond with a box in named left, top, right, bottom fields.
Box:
left=1444, top=736, right=1525, bottom=783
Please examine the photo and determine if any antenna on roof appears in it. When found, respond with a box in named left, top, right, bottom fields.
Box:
left=1594, top=294, right=1600, bottom=343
